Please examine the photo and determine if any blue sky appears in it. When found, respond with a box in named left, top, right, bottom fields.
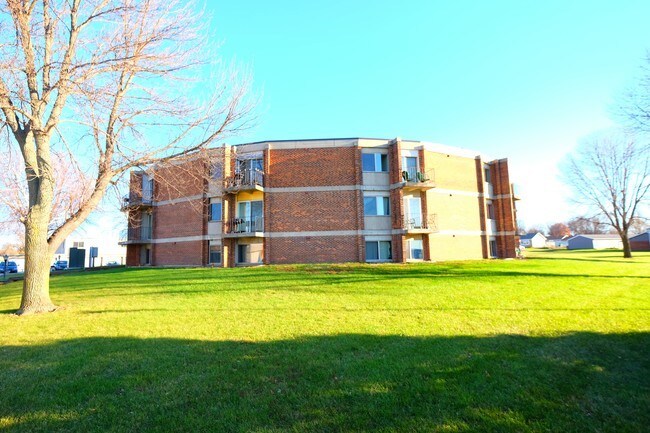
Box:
left=206, top=0, right=650, bottom=227
left=2, top=1, right=647, bottom=247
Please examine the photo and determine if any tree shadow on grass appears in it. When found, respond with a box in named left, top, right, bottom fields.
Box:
left=0, top=332, right=647, bottom=433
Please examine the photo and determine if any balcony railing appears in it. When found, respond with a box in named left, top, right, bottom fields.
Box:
left=402, top=213, right=438, bottom=232
left=121, top=194, right=154, bottom=210
left=120, top=226, right=152, bottom=243
left=400, top=168, right=436, bottom=187
left=226, top=217, right=264, bottom=235
left=224, top=168, right=264, bottom=192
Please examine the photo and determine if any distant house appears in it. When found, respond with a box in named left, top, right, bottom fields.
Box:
left=566, top=234, right=622, bottom=250
left=545, top=236, right=569, bottom=248
left=520, top=232, right=547, bottom=248
left=630, top=231, right=650, bottom=251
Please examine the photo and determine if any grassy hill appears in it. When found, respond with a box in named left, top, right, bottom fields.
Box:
left=1, top=250, right=648, bottom=432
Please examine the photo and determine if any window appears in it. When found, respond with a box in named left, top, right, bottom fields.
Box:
left=407, top=239, right=423, bottom=260
left=489, top=240, right=498, bottom=258
left=208, top=200, right=222, bottom=222
left=364, top=196, right=390, bottom=216
left=210, top=162, right=223, bottom=180
left=401, top=156, right=419, bottom=181
left=72, top=241, right=85, bottom=248
left=142, top=213, right=153, bottom=240
left=209, top=242, right=221, bottom=264
left=142, top=175, right=153, bottom=201
left=484, top=167, right=492, bottom=184
left=235, top=200, right=264, bottom=232
left=237, top=158, right=263, bottom=173
left=362, top=153, right=388, bottom=172
left=141, top=246, right=151, bottom=265
left=487, top=202, right=495, bottom=219
left=366, top=241, right=392, bottom=261
left=404, top=197, right=422, bottom=228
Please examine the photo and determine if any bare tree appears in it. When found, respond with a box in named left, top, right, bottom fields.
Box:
left=525, top=226, right=545, bottom=235
left=0, top=148, right=93, bottom=236
left=0, top=0, right=253, bottom=315
left=0, top=243, right=24, bottom=255
left=566, top=216, right=610, bottom=235
left=565, top=132, right=650, bottom=258
left=516, top=219, right=527, bottom=235
left=617, top=52, right=650, bottom=134
left=629, top=216, right=649, bottom=236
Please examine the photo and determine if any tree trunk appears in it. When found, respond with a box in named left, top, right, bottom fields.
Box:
left=17, top=215, right=57, bottom=315
left=621, top=233, right=633, bottom=259
left=16, top=131, right=58, bottom=316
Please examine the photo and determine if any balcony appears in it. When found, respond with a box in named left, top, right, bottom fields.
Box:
left=401, top=213, right=438, bottom=234
left=118, top=226, right=153, bottom=244
left=400, top=168, right=436, bottom=190
left=223, top=217, right=264, bottom=238
left=511, top=183, right=521, bottom=201
left=121, top=194, right=154, bottom=211
left=224, top=168, right=265, bottom=193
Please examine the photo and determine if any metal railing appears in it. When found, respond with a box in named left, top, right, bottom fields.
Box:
left=122, top=226, right=153, bottom=242
left=224, top=168, right=264, bottom=190
left=122, top=194, right=154, bottom=209
left=403, top=213, right=438, bottom=231
left=227, top=217, right=264, bottom=234
left=401, top=167, right=435, bottom=184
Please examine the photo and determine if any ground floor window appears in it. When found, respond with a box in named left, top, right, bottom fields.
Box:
left=489, top=239, right=498, bottom=258
left=407, top=239, right=424, bottom=260
left=209, top=242, right=221, bottom=264
left=236, top=241, right=264, bottom=264
left=366, top=241, right=392, bottom=261
left=237, top=244, right=248, bottom=264
left=140, top=246, right=151, bottom=265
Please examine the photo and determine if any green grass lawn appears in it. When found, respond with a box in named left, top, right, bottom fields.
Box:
left=1, top=249, right=648, bottom=432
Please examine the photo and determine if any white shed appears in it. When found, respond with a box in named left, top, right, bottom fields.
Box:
left=566, top=234, right=622, bottom=250
left=520, top=232, right=547, bottom=248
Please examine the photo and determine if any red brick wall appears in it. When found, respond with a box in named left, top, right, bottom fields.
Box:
left=266, top=236, right=361, bottom=264
left=153, top=158, right=206, bottom=201
left=489, top=159, right=517, bottom=258
left=266, top=191, right=359, bottom=232
left=154, top=200, right=205, bottom=239
left=267, top=148, right=358, bottom=187
left=153, top=240, right=204, bottom=266
left=389, top=139, right=402, bottom=183
left=126, top=245, right=140, bottom=266
left=392, top=234, right=405, bottom=263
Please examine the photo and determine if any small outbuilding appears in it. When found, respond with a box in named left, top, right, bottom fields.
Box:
left=630, top=231, right=650, bottom=251
left=520, top=232, right=547, bottom=248
left=567, top=234, right=623, bottom=250
left=545, top=237, right=569, bottom=248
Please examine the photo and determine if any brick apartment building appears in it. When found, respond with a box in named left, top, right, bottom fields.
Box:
left=120, top=138, right=519, bottom=267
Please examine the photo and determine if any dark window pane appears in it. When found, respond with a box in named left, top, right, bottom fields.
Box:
left=366, top=241, right=379, bottom=260
left=380, top=154, right=388, bottom=172
left=381, top=197, right=390, bottom=215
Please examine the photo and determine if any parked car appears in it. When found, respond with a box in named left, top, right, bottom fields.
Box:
left=51, top=260, right=68, bottom=271
left=0, top=261, right=18, bottom=273
left=106, top=261, right=120, bottom=267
